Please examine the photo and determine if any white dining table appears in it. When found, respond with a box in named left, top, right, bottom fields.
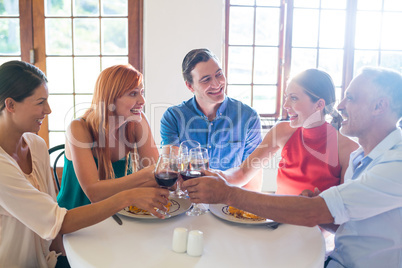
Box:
left=63, top=206, right=325, bottom=268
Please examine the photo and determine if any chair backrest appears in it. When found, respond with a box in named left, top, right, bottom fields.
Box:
left=48, top=144, right=65, bottom=191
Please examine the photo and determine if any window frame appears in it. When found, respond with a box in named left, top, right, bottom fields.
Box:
left=15, top=0, right=143, bottom=147
left=225, top=0, right=285, bottom=119
left=224, top=0, right=369, bottom=121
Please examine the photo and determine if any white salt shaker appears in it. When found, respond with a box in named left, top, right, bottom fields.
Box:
left=187, top=230, right=204, bottom=257
left=172, top=227, right=188, bottom=253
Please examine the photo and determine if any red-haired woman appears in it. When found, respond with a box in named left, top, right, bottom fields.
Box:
left=58, top=64, right=160, bottom=209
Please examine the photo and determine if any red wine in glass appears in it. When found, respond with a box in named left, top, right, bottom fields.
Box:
left=180, top=170, right=205, bottom=181
left=155, top=171, right=178, bottom=189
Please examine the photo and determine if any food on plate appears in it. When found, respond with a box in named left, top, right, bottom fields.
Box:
left=128, top=202, right=172, bottom=215
left=228, top=206, right=265, bottom=220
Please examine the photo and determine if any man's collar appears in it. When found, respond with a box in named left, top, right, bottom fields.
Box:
left=190, top=95, right=228, bottom=120
left=353, top=128, right=402, bottom=161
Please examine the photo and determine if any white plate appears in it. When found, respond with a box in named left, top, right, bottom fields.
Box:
left=118, top=197, right=192, bottom=219
left=209, top=204, right=275, bottom=225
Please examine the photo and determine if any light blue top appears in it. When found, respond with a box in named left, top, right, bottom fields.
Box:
left=320, top=128, right=402, bottom=268
left=160, top=96, right=262, bottom=170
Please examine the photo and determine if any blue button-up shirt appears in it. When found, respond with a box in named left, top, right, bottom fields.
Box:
left=320, top=129, right=402, bottom=268
left=160, top=96, right=262, bottom=170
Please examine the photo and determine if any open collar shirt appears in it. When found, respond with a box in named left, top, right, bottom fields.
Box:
left=160, top=96, right=262, bottom=170
left=0, top=133, right=67, bottom=268
left=320, top=128, right=402, bottom=268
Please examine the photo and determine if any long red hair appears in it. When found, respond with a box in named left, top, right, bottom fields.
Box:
left=82, top=64, right=143, bottom=180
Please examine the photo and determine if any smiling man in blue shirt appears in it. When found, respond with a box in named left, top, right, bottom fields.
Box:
left=183, top=67, right=402, bottom=268
left=160, top=48, right=262, bottom=190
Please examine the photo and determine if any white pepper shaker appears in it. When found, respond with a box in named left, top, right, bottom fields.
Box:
left=187, top=230, right=204, bottom=257
left=172, top=227, right=188, bottom=253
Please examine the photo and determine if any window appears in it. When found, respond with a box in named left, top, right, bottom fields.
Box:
left=0, top=0, right=142, bottom=149
left=226, top=0, right=282, bottom=119
left=0, top=0, right=22, bottom=64
left=225, top=0, right=402, bottom=121
left=44, top=0, right=131, bottom=149
left=354, top=0, right=402, bottom=73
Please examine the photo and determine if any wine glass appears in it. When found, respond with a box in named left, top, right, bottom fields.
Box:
left=183, top=147, right=209, bottom=216
left=179, top=140, right=201, bottom=168
left=154, top=154, right=179, bottom=218
left=174, top=140, right=201, bottom=198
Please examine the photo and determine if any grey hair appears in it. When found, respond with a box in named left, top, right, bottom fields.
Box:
left=359, top=67, right=402, bottom=119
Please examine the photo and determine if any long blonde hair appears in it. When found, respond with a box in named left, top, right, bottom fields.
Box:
left=82, top=64, right=143, bottom=180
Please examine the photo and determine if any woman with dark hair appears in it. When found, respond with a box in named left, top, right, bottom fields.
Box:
left=218, top=69, right=358, bottom=195
left=0, top=61, right=169, bottom=268
left=58, top=64, right=160, bottom=209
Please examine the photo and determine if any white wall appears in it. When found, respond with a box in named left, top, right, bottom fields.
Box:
left=143, top=0, right=277, bottom=192
left=144, top=0, right=225, bottom=145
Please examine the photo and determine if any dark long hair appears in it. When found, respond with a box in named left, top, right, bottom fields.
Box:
left=0, top=60, right=47, bottom=112
left=291, top=69, right=342, bottom=129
